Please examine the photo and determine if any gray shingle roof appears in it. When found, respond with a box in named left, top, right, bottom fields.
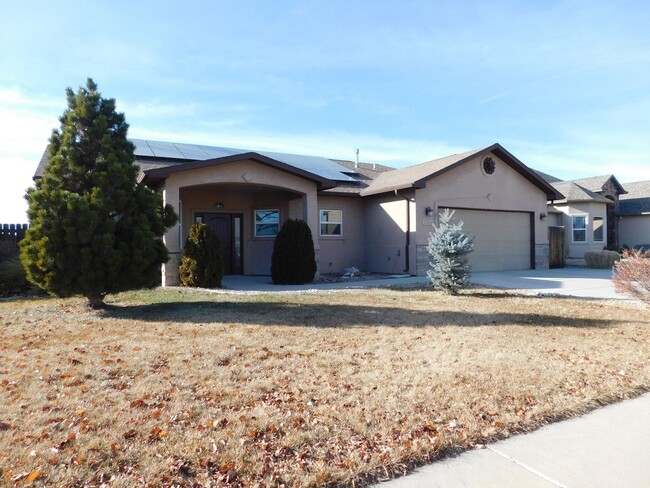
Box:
left=619, top=180, right=650, bottom=216
left=568, top=174, right=626, bottom=194
left=550, top=181, right=612, bottom=204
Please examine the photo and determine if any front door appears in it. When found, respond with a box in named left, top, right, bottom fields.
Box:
left=196, top=213, right=243, bottom=275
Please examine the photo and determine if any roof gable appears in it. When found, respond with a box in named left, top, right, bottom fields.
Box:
left=131, top=139, right=356, bottom=183
left=360, top=143, right=562, bottom=200
left=140, top=152, right=338, bottom=190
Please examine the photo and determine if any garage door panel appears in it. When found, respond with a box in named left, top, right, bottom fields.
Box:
left=442, top=208, right=531, bottom=272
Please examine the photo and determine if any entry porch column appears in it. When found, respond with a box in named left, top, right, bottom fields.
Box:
left=161, top=182, right=181, bottom=286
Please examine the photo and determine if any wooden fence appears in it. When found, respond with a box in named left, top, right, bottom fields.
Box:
left=0, top=224, right=29, bottom=245
left=548, top=226, right=566, bottom=268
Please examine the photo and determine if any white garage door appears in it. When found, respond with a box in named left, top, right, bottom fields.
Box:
left=442, top=208, right=532, bottom=272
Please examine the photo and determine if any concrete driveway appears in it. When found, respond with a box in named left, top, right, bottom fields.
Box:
left=222, top=267, right=630, bottom=301
left=470, top=267, right=628, bottom=300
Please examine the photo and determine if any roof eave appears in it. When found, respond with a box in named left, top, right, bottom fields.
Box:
left=359, top=182, right=421, bottom=197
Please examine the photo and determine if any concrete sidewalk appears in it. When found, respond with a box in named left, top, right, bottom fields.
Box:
left=372, top=392, right=650, bottom=488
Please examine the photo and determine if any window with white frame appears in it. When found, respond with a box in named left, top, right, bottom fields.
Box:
left=254, top=209, right=280, bottom=237
left=572, top=215, right=587, bottom=242
left=593, top=216, right=604, bottom=242
left=320, top=209, right=342, bottom=236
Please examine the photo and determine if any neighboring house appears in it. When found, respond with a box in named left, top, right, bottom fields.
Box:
left=35, top=140, right=561, bottom=285
left=535, top=172, right=626, bottom=258
left=618, top=180, right=650, bottom=249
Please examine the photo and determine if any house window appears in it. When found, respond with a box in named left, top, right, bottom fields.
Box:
left=320, top=210, right=342, bottom=236
left=254, top=209, right=280, bottom=237
left=593, top=217, right=604, bottom=242
left=572, top=215, right=587, bottom=242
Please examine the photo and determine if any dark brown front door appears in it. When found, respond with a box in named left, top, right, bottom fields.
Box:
left=196, top=213, right=243, bottom=275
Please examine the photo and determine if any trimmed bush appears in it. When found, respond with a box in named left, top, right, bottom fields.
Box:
left=584, top=250, right=620, bottom=269
left=271, top=219, right=317, bottom=285
left=179, top=223, right=224, bottom=288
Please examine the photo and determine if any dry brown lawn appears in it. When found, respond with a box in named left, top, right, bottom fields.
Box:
left=1, top=286, right=649, bottom=487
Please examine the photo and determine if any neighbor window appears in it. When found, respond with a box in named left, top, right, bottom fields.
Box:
left=593, top=216, right=604, bottom=242
left=572, top=215, right=587, bottom=242
left=320, top=210, right=342, bottom=236
left=254, top=209, right=279, bottom=237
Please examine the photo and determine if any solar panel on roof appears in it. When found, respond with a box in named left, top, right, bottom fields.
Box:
left=257, top=151, right=355, bottom=182
left=199, top=145, right=243, bottom=159
left=131, top=139, right=155, bottom=157
left=131, top=139, right=355, bottom=182
left=146, top=140, right=185, bottom=159
left=173, top=143, right=211, bottom=160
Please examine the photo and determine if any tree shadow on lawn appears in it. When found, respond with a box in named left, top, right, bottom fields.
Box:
left=101, top=301, right=615, bottom=329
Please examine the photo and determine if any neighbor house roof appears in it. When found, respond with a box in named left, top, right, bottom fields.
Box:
left=550, top=181, right=612, bottom=204
left=619, top=180, right=650, bottom=216
left=360, top=143, right=562, bottom=200
left=568, top=174, right=627, bottom=195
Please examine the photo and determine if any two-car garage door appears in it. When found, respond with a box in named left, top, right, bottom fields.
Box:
left=441, top=208, right=533, bottom=272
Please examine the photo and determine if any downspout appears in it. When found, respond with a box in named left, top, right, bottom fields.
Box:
left=395, top=190, right=411, bottom=273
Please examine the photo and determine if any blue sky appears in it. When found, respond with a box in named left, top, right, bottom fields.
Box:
left=2, top=0, right=649, bottom=222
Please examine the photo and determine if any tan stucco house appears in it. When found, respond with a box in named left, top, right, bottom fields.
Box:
left=619, top=180, right=650, bottom=250
left=36, top=140, right=562, bottom=284
left=535, top=172, right=626, bottom=258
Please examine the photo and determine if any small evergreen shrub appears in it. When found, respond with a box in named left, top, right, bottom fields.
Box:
left=584, top=250, right=620, bottom=269
left=179, top=223, right=224, bottom=288
left=271, top=219, right=317, bottom=285
left=427, top=209, right=474, bottom=294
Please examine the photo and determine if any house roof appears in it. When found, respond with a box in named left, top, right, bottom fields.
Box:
left=533, top=169, right=563, bottom=183
left=140, top=152, right=341, bottom=191
left=360, top=143, right=563, bottom=200
left=35, top=139, right=361, bottom=185
left=550, top=181, right=612, bottom=204
left=568, top=174, right=627, bottom=195
left=619, top=180, right=650, bottom=216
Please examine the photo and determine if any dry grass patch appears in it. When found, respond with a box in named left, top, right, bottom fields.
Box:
left=1, top=287, right=649, bottom=486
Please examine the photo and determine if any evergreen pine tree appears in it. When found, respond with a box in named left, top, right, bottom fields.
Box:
left=20, top=79, right=177, bottom=308
left=427, top=209, right=474, bottom=294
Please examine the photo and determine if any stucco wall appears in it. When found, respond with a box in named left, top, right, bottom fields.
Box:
left=619, top=215, right=650, bottom=248
left=160, top=159, right=320, bottom=283
left=362, top=193, right=416, bottom=274
left=317, top=195, right=365, bottom=274
left=554, top=202, right=608, bottom=258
